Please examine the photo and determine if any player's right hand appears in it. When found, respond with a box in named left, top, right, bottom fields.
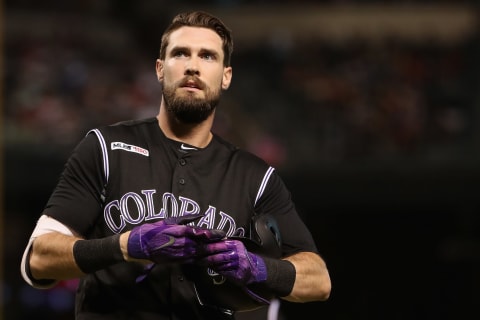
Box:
left=127, top=214, right=225, bottom=264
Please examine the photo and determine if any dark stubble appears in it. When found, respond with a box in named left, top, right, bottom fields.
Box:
left=162, top=76, right=221, bottom=124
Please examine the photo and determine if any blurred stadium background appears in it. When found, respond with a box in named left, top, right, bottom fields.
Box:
left=2, top=0, right=480, bottom=319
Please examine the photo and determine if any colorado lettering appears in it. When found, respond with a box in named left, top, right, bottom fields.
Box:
left=104, top=189, right=237, bottom=234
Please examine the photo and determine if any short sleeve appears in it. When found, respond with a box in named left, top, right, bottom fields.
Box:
left=43, top=132, right=106, bottom=236
left=254, top=171, right=319, bottom=256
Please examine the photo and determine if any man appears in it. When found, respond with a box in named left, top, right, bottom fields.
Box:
left=20, top=11, right=331, bottom=319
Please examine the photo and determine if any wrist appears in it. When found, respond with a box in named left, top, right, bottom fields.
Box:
left=73, top=234, right=125, bottom=274
left=254, top=256, right=296, bottom=297
left=119, top=232, right=131, bottom=261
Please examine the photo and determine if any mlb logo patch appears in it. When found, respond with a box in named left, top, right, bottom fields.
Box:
left=111, top=142, right=149, bottom=156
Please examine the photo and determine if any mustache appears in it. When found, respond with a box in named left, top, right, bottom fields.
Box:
left=177, top=76, right=206, bottom=90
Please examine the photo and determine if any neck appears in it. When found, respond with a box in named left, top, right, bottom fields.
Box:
left=156, top=102, right=214, bottom=148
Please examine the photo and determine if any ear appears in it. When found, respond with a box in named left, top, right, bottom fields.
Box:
left=156, top=59, right=164, bottom=82
left=222, top=66, right=232, bottom=90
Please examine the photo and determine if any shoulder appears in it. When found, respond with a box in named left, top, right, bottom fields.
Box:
left=96, top=117, right=157, bottom=134
left=211, top=134, right=271, bottom=169
left=88, top=117, right=159, bottom=143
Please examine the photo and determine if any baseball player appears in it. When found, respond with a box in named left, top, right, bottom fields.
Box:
left=20, top=11, right=331, bottom=319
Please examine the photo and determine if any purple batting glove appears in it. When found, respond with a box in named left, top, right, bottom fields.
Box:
left=128, top=214, right=225, bottom=264
left=199, top=239, right=267, bottom=285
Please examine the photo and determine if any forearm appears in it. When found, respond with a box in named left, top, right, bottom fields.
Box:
left=30, top=232, right=84, bottom=280
left=283, top=251, right=331, bottom=302
left=30, top=231, right=148, bottom=282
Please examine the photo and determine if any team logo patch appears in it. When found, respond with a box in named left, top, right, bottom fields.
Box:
left=111, top=142, right=149, bottom=156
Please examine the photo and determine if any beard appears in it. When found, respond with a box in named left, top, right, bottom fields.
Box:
left=162, top=76, right=221, bottom=124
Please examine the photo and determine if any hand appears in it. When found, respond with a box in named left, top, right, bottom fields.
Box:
left=127, top=214, right=225, bottom=264
left=199, top=239, right=267, bottom=285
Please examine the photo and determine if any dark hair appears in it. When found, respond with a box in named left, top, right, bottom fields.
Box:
left=159, top=11, right=233, bottom=67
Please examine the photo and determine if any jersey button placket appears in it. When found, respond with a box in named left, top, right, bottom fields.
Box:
left=174, top=157, right=188, bottom=190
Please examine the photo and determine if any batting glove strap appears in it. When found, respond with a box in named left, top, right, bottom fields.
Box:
left=247, top=252, right=268, bottom=283
left=73, top=234, right=124, bottom=274
left=249, top=256, right=296, bottom=298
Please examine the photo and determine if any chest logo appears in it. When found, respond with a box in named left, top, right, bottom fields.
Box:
left=111, top=142, right=149, bottom=157
left=180, top=143, right=198, bottom=151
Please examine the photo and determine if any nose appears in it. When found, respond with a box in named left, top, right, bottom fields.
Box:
left=185, top=66, right=199, bottom=76
left=185, top=58, right=200, bottom=76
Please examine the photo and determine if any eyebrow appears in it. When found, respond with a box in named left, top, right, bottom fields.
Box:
left=169, top=46, right=189, bottom=54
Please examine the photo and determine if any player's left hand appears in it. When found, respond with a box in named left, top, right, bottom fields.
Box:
left=198, top=239, right=267, bottom=285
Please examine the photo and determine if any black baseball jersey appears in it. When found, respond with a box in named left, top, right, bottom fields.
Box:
left=44, top=117, right=319, bottom=319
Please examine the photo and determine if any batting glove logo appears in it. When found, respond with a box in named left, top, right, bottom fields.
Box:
left=207, top=268, right=226, bottom=285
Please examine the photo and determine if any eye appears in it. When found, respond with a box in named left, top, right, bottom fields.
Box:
left=201, top=52, right=217, bottom=61
left=172, top=49, right=188, bottom=58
